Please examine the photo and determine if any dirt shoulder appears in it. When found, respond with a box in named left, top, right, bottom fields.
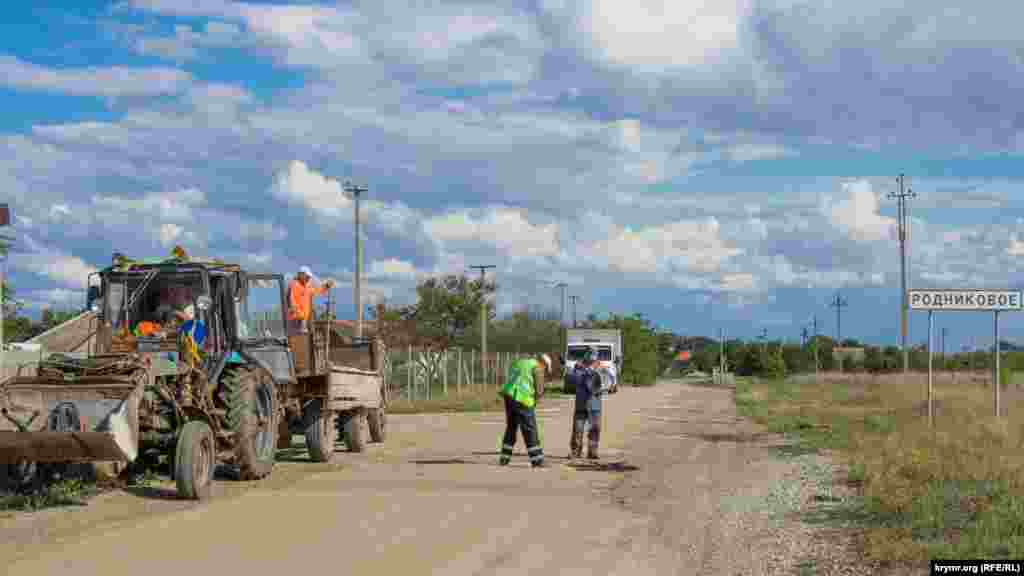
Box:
left=1, top=380, right=862, bottom=575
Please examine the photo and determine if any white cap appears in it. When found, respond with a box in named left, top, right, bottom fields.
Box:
left=298, top=266, right=317, bottom=281
left=539, top=353, right=552, bottom=373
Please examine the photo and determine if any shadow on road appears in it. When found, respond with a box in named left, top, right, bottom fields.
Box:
left=563, top=461, right=639, bottom=473
left=122, top=485, right=179, bottom=501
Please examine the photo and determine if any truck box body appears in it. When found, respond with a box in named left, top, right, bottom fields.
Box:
left=564, top=329, right=622, bottom=392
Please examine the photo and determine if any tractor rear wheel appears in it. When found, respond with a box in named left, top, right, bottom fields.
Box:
left=367, top=407, right=386, bottom=443
left=225, top=366, right=278, bottom=480
left=174, top=420, right=215, bottom=500
left=303, top=399, right=335, bottom=462
left=340, top=409, right=366, bottom=453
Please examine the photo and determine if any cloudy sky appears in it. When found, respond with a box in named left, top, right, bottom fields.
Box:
left=2, top=1, right=1023, bottom=350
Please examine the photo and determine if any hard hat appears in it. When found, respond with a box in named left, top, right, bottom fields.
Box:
left=539, top=353, right=552, bottom=373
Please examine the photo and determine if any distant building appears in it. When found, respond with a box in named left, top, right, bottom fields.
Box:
left=832, top=346, right=865, bottom=362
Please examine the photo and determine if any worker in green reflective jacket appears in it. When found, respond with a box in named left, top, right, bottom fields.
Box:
left=499, top=352, right=553, bottom=468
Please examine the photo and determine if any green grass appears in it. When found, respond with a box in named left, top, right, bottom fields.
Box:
left=0, top=477, right=101, bottom=512
left=737, top=372, right=1024, bottom=568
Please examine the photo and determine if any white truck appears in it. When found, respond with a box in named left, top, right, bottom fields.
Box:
left=562, top=328, right=622, bottom=394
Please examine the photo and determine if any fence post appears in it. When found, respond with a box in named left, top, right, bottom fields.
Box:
left=407, top=344, right=412, bottom=401
left=457, top=348, right=462, bottom=393
left=443, top=349, right=448, bottom=396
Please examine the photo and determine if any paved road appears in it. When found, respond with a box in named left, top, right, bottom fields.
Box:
left=1, top=380, right=806, bottom=575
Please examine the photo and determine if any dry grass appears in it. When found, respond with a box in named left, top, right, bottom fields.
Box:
left=737, top=371, right=1024, bottom=567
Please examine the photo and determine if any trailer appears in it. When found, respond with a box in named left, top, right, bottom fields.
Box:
left=285, top=321, right=386, bottom=459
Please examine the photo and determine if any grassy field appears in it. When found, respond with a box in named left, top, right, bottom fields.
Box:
left=387, top=384, right=573, bottom=414
left=736, top=370, right=1024, bottom=567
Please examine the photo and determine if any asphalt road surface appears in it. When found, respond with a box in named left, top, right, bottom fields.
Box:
left=1, top=380, right=818, bottom=575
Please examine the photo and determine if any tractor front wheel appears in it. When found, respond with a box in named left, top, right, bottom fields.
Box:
left=174, top=420, right=215, bottom=500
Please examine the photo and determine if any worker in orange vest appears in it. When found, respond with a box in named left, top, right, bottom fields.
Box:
left=287, top=266, right=334, bottom=335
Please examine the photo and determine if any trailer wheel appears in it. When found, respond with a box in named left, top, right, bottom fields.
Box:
left=174, top=420, right=215, bottom=500
left=367, top=408, right=386, bottom=443
left=225, top=366, right=278, bottom=480
left=303, top=399, right=335, bottom=462
left=340, top=410, right=366, bottom=453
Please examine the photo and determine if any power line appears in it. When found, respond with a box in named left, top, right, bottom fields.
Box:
left=887, top=174, right=916, bottom=374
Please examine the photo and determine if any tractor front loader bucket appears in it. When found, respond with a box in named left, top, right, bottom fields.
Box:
left=0, top=376, right=143, bottom=464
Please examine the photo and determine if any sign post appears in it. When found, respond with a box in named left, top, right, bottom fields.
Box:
left=909, top=288, right=1023, bottom=424
left=927, top=309, right=934, bottom=428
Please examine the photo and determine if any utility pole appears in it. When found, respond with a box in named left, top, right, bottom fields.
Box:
left=554, top=282, right=568, bottom=361
left=812, top=314, right=819, bottom=375
left=0, top=204, right=11, bottom=366
left=801, top=326, right=809, bottom=347
left=831, top=293, right=848, bottom=372
left=830, top=293, right=848, bottom=343
left=554, top=282, right=567, bottom=327
left=569, top=295, right=580, bottom=328
left=343, top=181, right=368, bottom=339
left=470, top=264, right=495, bottom=384
left=759, top=327, right=768, bottom=355
left=888, top=174, right=916, bottom=375
left=941, top=327, right=948, bottom=362
left=719, top=327, right=725, bottom=377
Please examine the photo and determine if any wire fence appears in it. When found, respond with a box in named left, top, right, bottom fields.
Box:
left=382, top=346, right=537, bottom=402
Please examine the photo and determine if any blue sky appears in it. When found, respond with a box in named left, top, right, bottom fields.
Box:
left=2, top=0, right=1024, bottom=352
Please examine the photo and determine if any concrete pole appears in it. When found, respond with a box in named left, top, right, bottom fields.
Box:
left=927, top=310, right=933, bottom=428
left=995, top=311, right=1001, bottom=419
left=344, top=181, right=368, bottom=339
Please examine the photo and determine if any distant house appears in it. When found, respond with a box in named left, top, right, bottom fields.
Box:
left=832, top=346, right=865, bottom=363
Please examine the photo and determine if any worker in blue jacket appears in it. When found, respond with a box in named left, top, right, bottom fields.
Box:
left=568, top=348, right=603, bottom=460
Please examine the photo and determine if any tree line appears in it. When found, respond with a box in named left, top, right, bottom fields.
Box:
left=2, top=282, right=80, bottom=343
left=683, top=335, right=1024, bottom=380
left=371, top=274, right=667, bottom=387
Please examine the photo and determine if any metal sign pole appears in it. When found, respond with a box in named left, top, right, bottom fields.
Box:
left=928, top=309, right=934, bottom=428
left=995, top=310, right=1001, bottom=419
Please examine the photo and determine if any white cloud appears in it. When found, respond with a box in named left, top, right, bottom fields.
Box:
left=0, top=55, right=192, bottom=97
left=368, top=258, right=417, bottom=280
left=9, top=237, right=98, bottom=289
left=271, top=160, right=353, bottom=220
left=550, top=0, right=751, bottom=72
left=1008, top=236, right=1024, bottom=257
left=159, top=223, right=183, bottom=247
left=580, top=216, right=742, bottom=277
left=823, top=180, right=896, bottom=244
left=424, top=207, right=561, bottom=263
left=26, top=288, right=84, bottom=309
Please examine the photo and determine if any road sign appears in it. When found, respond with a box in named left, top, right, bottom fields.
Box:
left=910, top=287, right=1022, bottom=425
left=909, top=289, right=1023, bottom=311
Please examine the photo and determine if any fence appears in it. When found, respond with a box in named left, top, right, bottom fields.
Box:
left=382, top=346, right=542, bottom=402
